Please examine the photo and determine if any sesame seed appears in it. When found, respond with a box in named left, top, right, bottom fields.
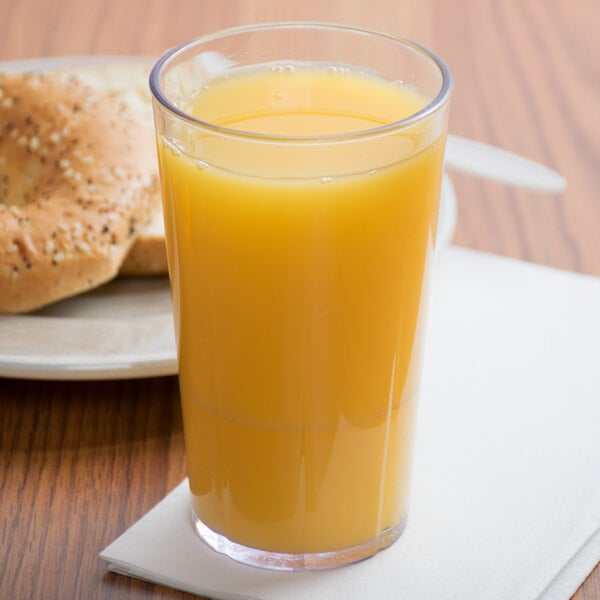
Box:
left=81, top=155, right=94, bottom=164
left=28, top=136, right=40, bottom=151
left=52, top=251, right=65, bottom=264
left=17, top=135, right=28, bottom=147
left=11, top=267, right=19, bottom=281
left=44, top=239, right=55, bottom=254
left=64, top=168, right=74, bottom=178
left=58, top=159, right=70, bottom=169
left=9, top=206, right=22, bottom=217
left=57, top=222, right=69, bottom=233
left=75, top=241, right=91, bottom=253
left=8, top=128, right=19, bottom=139
left=1, top=97, right=14, bottom=109
left=7, top=243, right=18, bottom=254
left=49, top=132, right=61, bottom=144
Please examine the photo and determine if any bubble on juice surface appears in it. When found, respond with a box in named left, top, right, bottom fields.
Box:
left=195, top=159, right=209, bottom=171
left=326, top=65, right=350, bottom=75
left=319, top=176, right=333, bottom=184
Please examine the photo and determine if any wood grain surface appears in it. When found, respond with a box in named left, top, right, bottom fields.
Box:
left=0, top=1, right=598, bottom=599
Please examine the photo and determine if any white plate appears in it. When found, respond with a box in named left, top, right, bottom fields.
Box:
left=0, top=55, right=456, bottom=381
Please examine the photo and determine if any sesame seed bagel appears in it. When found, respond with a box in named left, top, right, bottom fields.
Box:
left=0, top=72, right=157, bottom=313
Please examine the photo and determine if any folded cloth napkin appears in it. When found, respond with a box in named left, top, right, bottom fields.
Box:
left=100, top=247, right=600, bottom=600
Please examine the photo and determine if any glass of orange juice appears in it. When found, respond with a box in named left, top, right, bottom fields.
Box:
left=150, top=22, right=452, bottom=570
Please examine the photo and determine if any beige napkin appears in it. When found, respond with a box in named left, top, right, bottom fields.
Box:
left=101, top=246, right=600, bottom=599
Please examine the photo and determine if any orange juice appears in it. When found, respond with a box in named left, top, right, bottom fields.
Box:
left=158, top=64, right=445, bottom=555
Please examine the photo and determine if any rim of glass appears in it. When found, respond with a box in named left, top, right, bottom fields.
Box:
left=149, top=21, right=453, bottom=143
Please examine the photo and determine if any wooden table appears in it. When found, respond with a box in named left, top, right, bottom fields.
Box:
left=1, top=1, right=598, bottom=598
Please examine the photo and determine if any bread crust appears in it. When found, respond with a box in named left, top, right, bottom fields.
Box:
left=0, top=72, right=157, bottom=313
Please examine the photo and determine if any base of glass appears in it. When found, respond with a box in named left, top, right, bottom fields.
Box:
left=191, top=510, right=407, bottom=571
